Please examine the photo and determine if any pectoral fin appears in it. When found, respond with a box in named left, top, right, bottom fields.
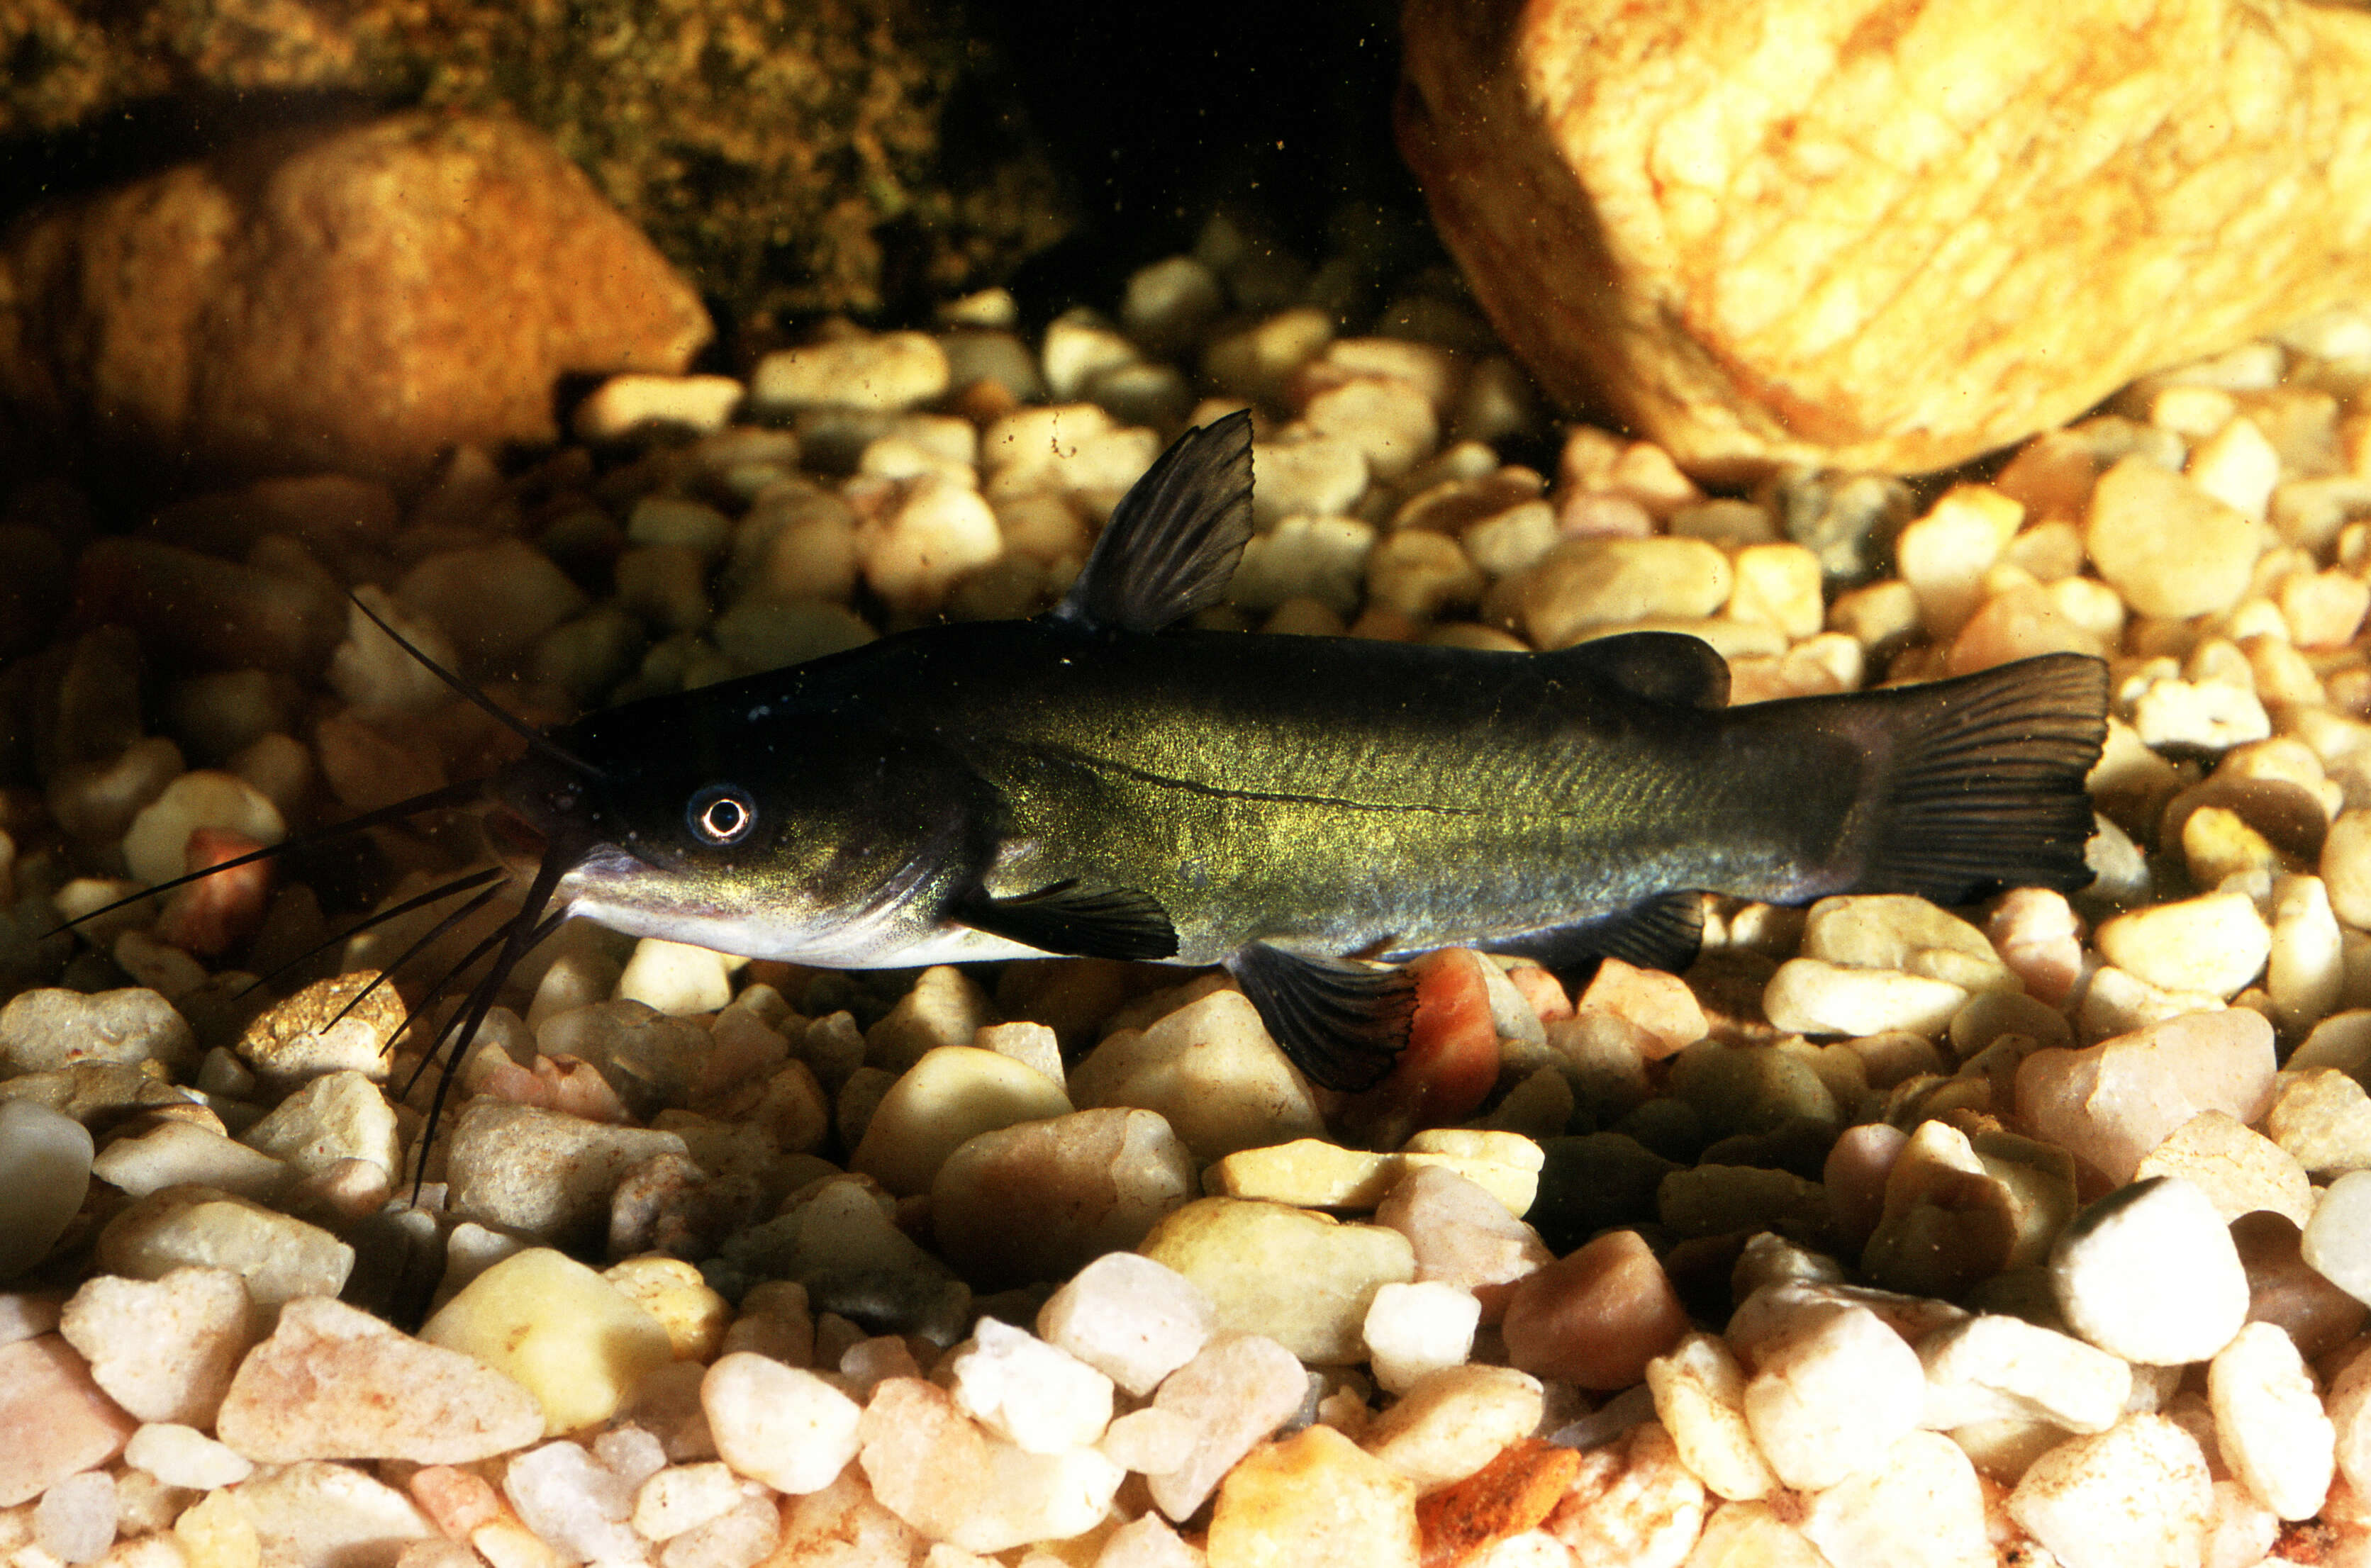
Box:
left=1225, top=941, right=1415, bottom=1092
left=1047, top=408, right=1254, bottom=634
left=1480, top=890, right=1707, bottom=976
left=952, top=880, right=1179, bottom=961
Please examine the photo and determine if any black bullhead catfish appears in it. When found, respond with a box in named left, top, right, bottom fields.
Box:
left=104, top=410, right=2109, bottom=1106
left=474, top=409, right=2108, bottom=1090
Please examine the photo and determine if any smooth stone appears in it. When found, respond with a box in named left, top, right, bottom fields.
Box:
left=864, top=965, right=1000, bottom=1076
left=1145, top=1331, right=1312, bottom=1521
left=94, top=1118, right=290, bottom=1202
left=2014, top=1009, right=2277, bottom=1186
left=1738, top=1300, right=1926, bottom=1492
left=856, top=1377, right=1124, bottom=1555
left=1035, top=1251, right=1217, bottom=1398
left=1138, top=1196, right=1415, bottom=1365
left=2207, top=1319, right=2334, bottom=1521
left=1797, top=1430, right=1990, bottom=1568
left=1799, top=895, right=2014, bottom=994
left=0, top=1098, right=94, bottom=1277
left=931, top=1107, right=1196, bottom=1292
left=1918, top=1313, right=2131, bottom=1434
left=2004, top=1416, right=2213, bottom=1568
left=2302, top=1169, right=2371, bottom=1306
left=944, top=1316, right=1113, bottom=1455
left=237, top=973, right=403, bottom=1082
left=1373, top=1162, right=1553, bottom=1321
left=701, top=1353, right=861, bottom=1495
left=1646, top=1333, right=1777, bottom=1503
left=1361, top=1362, right=1544, bottom=1494
left=1070, top=990, right=1326, bottom=1163
left=2050, top=1177, right=2250, bottom=1365
left=2087, top=458, right=2263, bottom=620
left=849, top=1044, right=1073, bottom=1199
left=2094, top=892, right=2272, bottom=999
left=124, top=1422, right=255, bottom=1489
left=238, top=1068, right=402, bottom=1180
left=1363, top=1280, right=1481, bottom=1396
left=1502, top=1230, right=1687, bottom=1391
left=419, top=1248, right=674, bottom=1437
left=1763, top=958, right=1969, bottom=1038
left=96, top=1187, right=354, bottom=1311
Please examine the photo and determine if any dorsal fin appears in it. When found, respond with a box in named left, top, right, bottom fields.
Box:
left=1551, top=630, right=1731, bottom=710
left=1049, top=408, right=1254, bottom=634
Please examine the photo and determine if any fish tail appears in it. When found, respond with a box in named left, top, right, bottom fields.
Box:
left=1824, top=652, right=2108, bottom=903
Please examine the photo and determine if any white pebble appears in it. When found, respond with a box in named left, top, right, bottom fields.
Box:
left=34, top=1469, right=116, bottom=1564
left=2051, top=1177, right=2249, bottom=1365
left=749, top=333, right=949, bottom=414
left=702, top=1352, right=862, bottom=1495
left=946, top=1318, right=1115, bottom=1455
left=120, top=770, right=285, bottom=886
left=632, top=1462, right=747, bottom=1542
left=1037, top=1253, right=1217, bottom=1399
left=2093, top=891, right=2270, bottom=999
left=1918, top=1314, right=2131, bottom=1435
left=1762, top=958, right=1968, bottom=1038
left=502, top=1440, right=642, bottom=1564
left=660, top=1494, right=779, bottom=1568
left=2004, top=1415, right=2213, bottom=1568
left=2207, top=1320, right=2333, bottom=1521
left=2129, top=677, right=2271, bottom=752
left=125, top=1422, right=255, bottom=1489
left=1361, top=1280, right=1481, bottom=1396
left=1739, top=1301, right=1925, bottom=1491
left=2305, top=1169, right=2371, bottom=1306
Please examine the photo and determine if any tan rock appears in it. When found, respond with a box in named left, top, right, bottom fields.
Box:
left=1207, top=1423, right=1419, bottom=1567
left=1138, top=1196, right=1416, bottom=1365
left=1399, top=0, right=2371, bottom=478
left=216, top=1297, right=542, bottom=1463
left=930, top=1107, right=1198, bottom=1292
left=1361, top=1362, right=1545, bottom=1493
left=58, top=1265, right=257, bottom=1426
left=0, top=111, right=707, bottom=487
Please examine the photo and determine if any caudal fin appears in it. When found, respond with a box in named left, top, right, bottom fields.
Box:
left=1829, top=653, right=2108, bottom=904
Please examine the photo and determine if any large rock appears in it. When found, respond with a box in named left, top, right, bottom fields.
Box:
left=1399, top=0, right=2371, bottom=478
left=0, top=111, right=709, bottom=488
left=0, top=2, right=1068, bottom=325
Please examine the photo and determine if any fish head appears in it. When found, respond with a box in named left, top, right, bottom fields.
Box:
left=493, top=688, right=987, bottom=961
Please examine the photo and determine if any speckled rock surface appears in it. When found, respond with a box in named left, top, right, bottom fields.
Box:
left=1400, top=0, right=2371, bottom=477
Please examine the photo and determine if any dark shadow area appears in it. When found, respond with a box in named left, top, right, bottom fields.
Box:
left=966, top=0, right=1420, bottom=310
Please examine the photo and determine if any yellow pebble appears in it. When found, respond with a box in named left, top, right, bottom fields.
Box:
left=422, top=1247, right=674, bottom=1435
left=603, top=1255, right=732, bottom=1360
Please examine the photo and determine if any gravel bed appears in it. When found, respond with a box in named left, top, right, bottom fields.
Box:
left=7, top=213, right=2371, bottom=1568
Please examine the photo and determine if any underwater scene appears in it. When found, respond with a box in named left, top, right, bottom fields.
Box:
left=4, top=1, right=2371, bottom=1564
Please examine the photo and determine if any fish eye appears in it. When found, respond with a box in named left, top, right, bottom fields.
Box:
left=686, top=784, right=757, bottom=846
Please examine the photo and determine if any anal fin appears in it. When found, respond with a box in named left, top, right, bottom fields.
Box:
left=1479, top=890, right=1707, bottom=976
left=1225, top=941, right=1415, bottom=1092
left=952, top=880, right=1178, bottom=961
